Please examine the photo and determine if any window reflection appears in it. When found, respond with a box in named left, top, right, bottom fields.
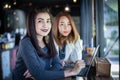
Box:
left=104, top=0, right=118, bottom=57
left=103, top=0, right=119, bottom=78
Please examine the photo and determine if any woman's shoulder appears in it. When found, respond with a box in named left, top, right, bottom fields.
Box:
left=67, top=38, right=83, bottom=48
left=74, top=38, right=83, bottom=46
left=76, top=38, right=83, bottom=43
left=19, top=37, right=35, bottom=50
left=67, top=37, right=82, bottom=44
left=20, top=37, right=31, bottom=46
left=21, top=37, right=30, bottom=42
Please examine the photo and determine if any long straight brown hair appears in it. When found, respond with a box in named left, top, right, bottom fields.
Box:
left=26, top=8, right=57, bottom=58
left=52, top=12, right=80, bottom=46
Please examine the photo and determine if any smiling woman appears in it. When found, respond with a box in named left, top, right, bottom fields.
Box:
left=35, top=12, right=51, bottom=37
left=12, top=8, right=85, bottom=80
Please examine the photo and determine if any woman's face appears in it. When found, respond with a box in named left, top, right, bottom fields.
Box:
left=35, top=12, right=51, bottom=37
left=58, top=16, right=72, bottom=37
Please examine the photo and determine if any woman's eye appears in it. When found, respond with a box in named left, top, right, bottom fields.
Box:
left=37, top=20, right=42, bottom=23
left=47, top=20, right=51, bottom=23
left=68, top=22, right=71, bottom=25
left=68, top=24, right=71, bottom=26
left=60, top=23, right=64, bottom=26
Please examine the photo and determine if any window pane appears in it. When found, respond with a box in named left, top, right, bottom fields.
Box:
left=103, top=0, right=119, bottom=78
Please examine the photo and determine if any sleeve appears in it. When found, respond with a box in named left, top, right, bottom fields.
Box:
left=20, top=38, right=64, bottom=80
left=70, top=38, right=83, bottom=63
left=50, top=55, right=63, bottom=71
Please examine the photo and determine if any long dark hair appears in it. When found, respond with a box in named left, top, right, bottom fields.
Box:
left=26, top=8, right=57, bottom=58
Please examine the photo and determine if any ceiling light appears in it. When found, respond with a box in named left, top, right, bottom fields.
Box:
left=13, top=2, right=16, bottom=5
left=3, top=3, right=12, bottom=9
left=64, top=5, right=70, bottom=12
left=73, top=0, right=77, bottom=3
left=8, top=5, right=11, bottom=8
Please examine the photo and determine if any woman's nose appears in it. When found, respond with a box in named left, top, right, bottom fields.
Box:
left=64, top=25, right=68, bottom=29
left=43, top=22, right=46, bottom=27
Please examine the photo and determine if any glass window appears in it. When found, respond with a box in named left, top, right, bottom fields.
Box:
left=103, top=0, right=119, bottom=78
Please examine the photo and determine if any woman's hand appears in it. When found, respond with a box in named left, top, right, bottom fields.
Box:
left=72, top=60, right=85, bottom=75
left=60, top=60, right=65, bottom=68
left=64, top=60, right=85, bottom=77
left=23, top=70, right=35, bottom=80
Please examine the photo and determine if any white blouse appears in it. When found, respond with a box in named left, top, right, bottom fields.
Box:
left=54, top=38, right=83, bottom=63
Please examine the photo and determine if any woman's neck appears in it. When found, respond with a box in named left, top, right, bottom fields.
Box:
left=37, top=35, right=45, bottom=48
left=59, top=43, right=66, bottom=49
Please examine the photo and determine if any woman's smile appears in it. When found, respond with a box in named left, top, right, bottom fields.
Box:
left=63, top=31, right=68, bottom=33
left=40, top=29, right=48, bottom=32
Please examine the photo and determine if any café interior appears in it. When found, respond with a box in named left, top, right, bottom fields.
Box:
left=0, top=0, right=119, bottom=80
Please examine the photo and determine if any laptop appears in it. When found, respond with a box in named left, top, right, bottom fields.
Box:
left=77, top=45, right=100, bottom=77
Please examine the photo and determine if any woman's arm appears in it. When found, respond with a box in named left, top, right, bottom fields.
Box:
left=21, top=38, right=85, bottom=80
left=64, top=60, right=85, bottom=77
left=24, top=60, right=85, bottom=79
left=70, top=38, right=83, bottom=63
left=20, top=38, right=64, bottom=80
left=50, top=55, right=63, bottom=71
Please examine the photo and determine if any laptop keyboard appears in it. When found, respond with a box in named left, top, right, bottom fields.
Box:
left=77, top=67, right=88, bottom=76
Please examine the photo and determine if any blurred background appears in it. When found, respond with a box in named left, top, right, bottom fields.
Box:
left=0, top=0, right=119, bottom=80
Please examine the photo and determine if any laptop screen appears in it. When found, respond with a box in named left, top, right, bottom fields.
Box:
left=85, top=45, right=100, bottom=76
